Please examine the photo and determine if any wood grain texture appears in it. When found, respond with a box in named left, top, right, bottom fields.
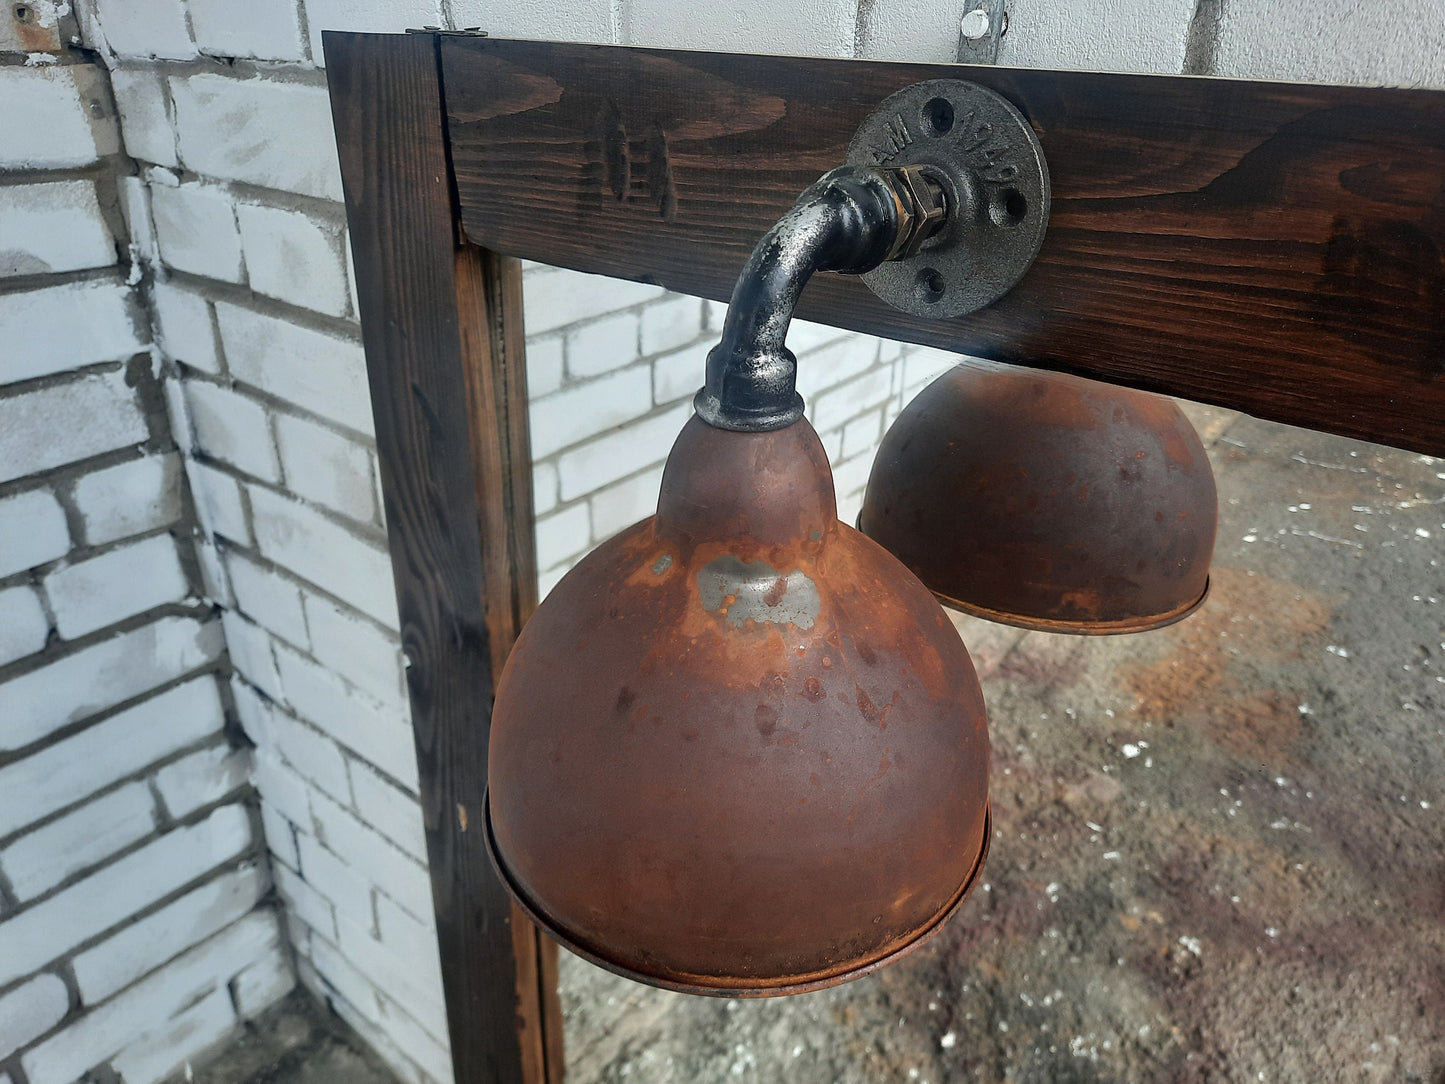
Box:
left=440, top=38, right=1445, bottom=454
left=325, top=31, right=556, bottom=1084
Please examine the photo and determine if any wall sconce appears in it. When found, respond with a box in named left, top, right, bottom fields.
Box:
left=484, top=79, right=1211, bottom=995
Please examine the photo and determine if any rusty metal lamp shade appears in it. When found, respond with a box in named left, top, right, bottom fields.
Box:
left=486, top=414, right=990, bottom=994
left=859, top=361, right=1219, bottom=634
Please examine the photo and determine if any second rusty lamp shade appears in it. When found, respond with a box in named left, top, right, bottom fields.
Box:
left=859, top=362, right=1219, bottom=633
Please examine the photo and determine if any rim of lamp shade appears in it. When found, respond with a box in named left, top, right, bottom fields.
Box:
left=933, top=577, right=1212, bottom=635
left=854, top=512, right=1212, bottom=635
left=484, top=794, right=991, bottom=997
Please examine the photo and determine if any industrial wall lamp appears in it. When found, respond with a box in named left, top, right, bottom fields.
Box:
left=485, top=80, right=1218, bottom=995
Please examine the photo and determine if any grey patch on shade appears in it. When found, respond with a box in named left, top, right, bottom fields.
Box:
left=652, top=554, right=674, bottom=575
left=697, top=554, right=819, bottom=630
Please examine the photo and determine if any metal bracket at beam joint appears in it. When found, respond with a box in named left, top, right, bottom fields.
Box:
left=956, top=0, right=1008, bottom=64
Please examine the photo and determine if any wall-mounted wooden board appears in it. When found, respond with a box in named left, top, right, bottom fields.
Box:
left=441, top=37, right=1445, bottom=456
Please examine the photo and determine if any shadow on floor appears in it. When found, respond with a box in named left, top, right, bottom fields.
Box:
left=188, top=990, right=397, bottom=1084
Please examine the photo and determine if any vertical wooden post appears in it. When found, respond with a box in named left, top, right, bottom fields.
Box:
left=325, top=30, right=562, bottom=1084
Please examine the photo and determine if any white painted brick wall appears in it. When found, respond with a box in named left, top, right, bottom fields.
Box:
left=237, top=202, right=352, bottom=318
left=216, top=302, right=374, bottom=435
left=69, top=452, right=184, bottom=546
left=188, top=0, right=306, bottom=61
left=566, top=310, right=640, bottom=378
left=248, top=485, right=397, bottom=625
left=557, top=402, right=693, bottom=501
left=293, top=830, right=375, bottom=929
left=0, top=615, right=222, bottom=755
left=448, top=0, right=609, bottom=46
left=169, top=74, right=343, bottom=201
left=1, top=781, right=158, bottom=900
left=110, top=985, right=237, bottom=1084
left=274, top=411, right=376, bottom=522
left=154, top=743, right=253, bottom=819
left=0, top=585, right=49, bottom=666
left=221, top=608, right=287, bottom=702
left=152, top=280, right=222, bottom=372
left=0, top=180, right=116, bottom=277
left=185, top=378, right=282, bottom=482
left=249, top=690, right=353, bottom=803
left=300, top=593, right=403, bottom=707
left=0, top=369, right=149, bottom=484
left=0, top=30, right=299, bottom=1084
left=0, top=487, right=70, bottom=579
left=1212, top=0, right=1445, bottom=87
left=0, top=804, right=251, bottom=987
left=89, top=0, right=197, bottom=59
left=109, top=66, right=179, bottom=167
left=150, top=182, right=246, bottom=283
left=186, top=458, right=253, bottom=544
left=529, top=364, right=654, bottom=459
left=349, top=761, right=427, bottom=860
left=225, top=548, right=309, bottom=647
left=23, top=910, right=285, bottom=1084
left=0, top=279, right=142, bottom=385
left=0, top=973, right=69, bottom=1062
left=526, top=334, right=564, bottom=397
left=44, top=533, right=191, bottom=639
left=310, top=791, right=432, bottom=919
left=0, top=676, right=224, bottom=837
left=997, top=0, right=1200, bottom=72
left=233, top=949, right=297, bottom=1016
left=623, top=0, right=855, bottom=55
left=522, top=266, right=664, bottom=334
left=640, top=296, right=705, bottom=356
left=0, top=66, right=115, bottom=169
left=271, top=646, right=420, bottom=790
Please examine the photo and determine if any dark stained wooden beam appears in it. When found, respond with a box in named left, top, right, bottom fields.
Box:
left=440, top=37, right=1445, bottom=455
left=325, top=30, right=559, bottom=1084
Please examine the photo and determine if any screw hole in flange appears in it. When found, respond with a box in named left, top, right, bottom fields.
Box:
left=922, top=97, right=955, bottom=136
left=991, top=187, right=1028, bottom=227
left=915, top=268, right=946, bottom=304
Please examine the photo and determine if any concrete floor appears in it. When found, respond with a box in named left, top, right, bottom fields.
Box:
left=204, top=404, right=1445, bottom=1083
left=191, top=991, right=396, bottom=1084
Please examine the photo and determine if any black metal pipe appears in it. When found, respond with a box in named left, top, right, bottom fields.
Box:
left=694, top=167, right=903, bottom=432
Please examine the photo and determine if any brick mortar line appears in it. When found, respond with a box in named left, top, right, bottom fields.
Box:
left=302, top=924, right=450, bottom=1047
left=141, top=164, right=354, bottom=259
left=226, top=464, right=391, bottom=548
left=0, top=814, right=266, bottom=1001
left=0, top=158, right=126, bottom=187
left=217, top=537, right=400, bottom=645
left=0, top=626, right=224, bottom=766
left=105, top=54, right=330, bottom=88
left=173, top=365, right=380, bottom=452
left=0, top=597, right=215, bottom=687
left=160, top=267, right=363, bottom=343
left=0, top=262, right=133, bottom=299
left=0, top=441, right=177, bottom=509
left=0, top=772, right=259, bottom=917
left=0, top=731, right=238, bottom=852
left=233, top=668, right=417, bottom=801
